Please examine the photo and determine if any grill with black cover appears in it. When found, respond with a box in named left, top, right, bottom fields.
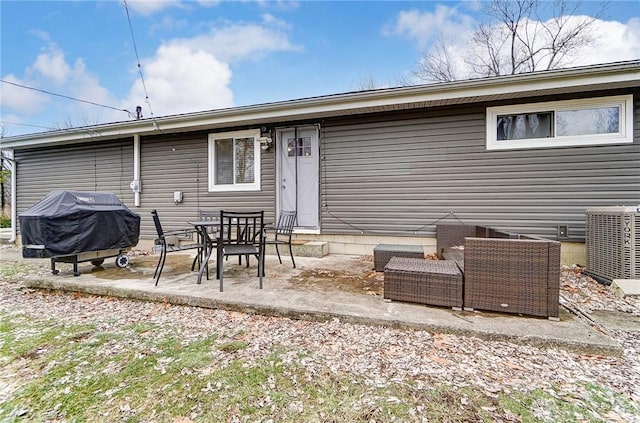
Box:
left=19, top=190, right=140, bottom=276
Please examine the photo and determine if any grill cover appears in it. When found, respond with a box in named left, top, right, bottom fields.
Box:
left=19, top=190, right=140, bottom=258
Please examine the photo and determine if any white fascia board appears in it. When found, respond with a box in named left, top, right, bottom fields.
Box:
left=3, top=61, right=639, bottom=149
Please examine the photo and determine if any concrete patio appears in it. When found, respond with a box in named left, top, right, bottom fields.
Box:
left=0, top=246, right=630, bottom=355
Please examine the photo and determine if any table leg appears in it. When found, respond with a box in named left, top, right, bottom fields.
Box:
left=196, top=241, right=213, bottom=284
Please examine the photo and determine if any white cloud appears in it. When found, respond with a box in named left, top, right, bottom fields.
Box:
left=387, top=5, right=476, bottom=48
left=569, top=17, right=640, bottom=66
left=1, top=42, right=126, bottom=131
left=125, top=0, right=222, bottom=16
left=401, top=9, right=640, bottom=81
left=171, top=21, right=301, bottom=63
left=0, top=74, right=50, bottom=115
left=29, top=44, right=71, bottom=84
left=463, top=16, right=640, bottom=74
left=2, top=10, right=301, bottom=133
left=27, top=29, right=51, bottom=42
left=123, top=44, right=233, bottom=118
left=196, top=0, right=220, bottom=7
left=122, top=16, right=299, bottom=118
left=150, top=16, right=189, bottom=34
left=122, top=13, right=300, bottom=120
left=261, top=13, right=289, bottom=28
left=125, top=0, right=184, bottom=16
left=67, top=59, right=119, bottom=117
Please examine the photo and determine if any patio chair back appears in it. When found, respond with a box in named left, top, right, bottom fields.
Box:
left=265, top=210, right=297, bottom=268
left=151, top=210, right=202, bottom=286
left=152, top=209, right=167, bottom=239
left=217, top=210, right=265, bottom=291
left=275, top=210, right=297, bottom=238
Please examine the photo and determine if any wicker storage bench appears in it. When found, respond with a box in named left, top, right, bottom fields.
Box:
left=373, top=244, right=424, bottom=271
left=383, top=257, right=463, bottom=308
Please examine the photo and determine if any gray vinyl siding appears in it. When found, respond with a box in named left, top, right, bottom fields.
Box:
left=15, top=139, right=135, bottom=221
left=138, top=133, right=276, bottom=239
left=13, top=134, right=276, bottom=241
left=320, top=98, right=640, bottom=240
left=11, top=92, right=638, bottom=243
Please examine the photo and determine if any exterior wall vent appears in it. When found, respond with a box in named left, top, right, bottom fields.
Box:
left=585, top=206, right=640, bottom=283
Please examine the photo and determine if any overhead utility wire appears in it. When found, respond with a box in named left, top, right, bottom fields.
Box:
left=123, top=0, right=155, bottom=124
left=0, top=121, right=59, bottom=131
left=0, top=80, right=133, bottom=115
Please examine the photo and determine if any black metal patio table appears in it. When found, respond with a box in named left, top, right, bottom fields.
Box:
left=188, top=220, right=220, bottom=284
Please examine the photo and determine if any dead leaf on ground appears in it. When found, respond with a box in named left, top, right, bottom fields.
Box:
left=429, top=354, right=454, bottom=365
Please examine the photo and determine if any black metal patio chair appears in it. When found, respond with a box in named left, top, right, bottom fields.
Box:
left=197, top=209, right=220, bottom=231
left=151, top=210, right=203, bottom=286
left=217, top=210, right=265, bottom=292
left=264, top=210, right=297, bottom=268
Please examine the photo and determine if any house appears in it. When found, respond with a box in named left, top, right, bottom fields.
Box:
left=2, top=60, right=639, bottom=265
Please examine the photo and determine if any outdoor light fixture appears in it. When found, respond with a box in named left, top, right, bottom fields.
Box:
left=259, top=127, right=273, bottom=151
left=260, top=127, right=273, bottom=151
left=259, top=137, right=273, bottom=151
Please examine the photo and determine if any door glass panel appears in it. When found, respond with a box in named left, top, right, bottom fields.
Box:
left=302, top=137, right=312, bottom=156
left=287, top=137, right=313, bottom=156
left=287, top=138, right=296, bottom=157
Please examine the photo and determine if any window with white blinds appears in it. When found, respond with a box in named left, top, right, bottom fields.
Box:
left=208, top=129, right=261, bottom=191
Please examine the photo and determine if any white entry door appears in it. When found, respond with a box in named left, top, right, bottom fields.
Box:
left=277, top=126, right=319, bottom=229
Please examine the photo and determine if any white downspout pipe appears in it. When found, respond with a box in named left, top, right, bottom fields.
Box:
left=133, top=134, right=141, bottom=207
left=7, top=151, right=17, bottom=243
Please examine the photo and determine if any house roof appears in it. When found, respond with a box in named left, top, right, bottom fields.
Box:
left=3, top=60, right=639, bottom=149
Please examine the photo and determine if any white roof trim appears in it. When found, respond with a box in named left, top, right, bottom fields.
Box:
left=3, top=60, right=639, bottom=149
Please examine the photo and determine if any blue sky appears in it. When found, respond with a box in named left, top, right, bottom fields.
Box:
left=1, top=0, right=639, bottom=137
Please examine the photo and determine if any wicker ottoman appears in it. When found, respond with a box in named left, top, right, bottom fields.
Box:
left=373, top=244, right=424, bottom=271
left=383, top=257, right=463, bottom=308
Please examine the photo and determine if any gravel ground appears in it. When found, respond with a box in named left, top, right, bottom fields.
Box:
left=1, top=247, right=639, bottom=421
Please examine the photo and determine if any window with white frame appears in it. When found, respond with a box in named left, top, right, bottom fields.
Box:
left=486, top=95, right=633, bottom=150
left=208, top=129, right=261, bottom=191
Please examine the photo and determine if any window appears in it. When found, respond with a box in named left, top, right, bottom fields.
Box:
left=287, top=136, right=312, bottom=157
left=208, top=129, right=261, bottom=191
left=487, top=95, right=633, bottom=150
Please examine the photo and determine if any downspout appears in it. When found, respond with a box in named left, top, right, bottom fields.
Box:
left=132, top=134, right=141, bottom=207
left=294, top=127, right=299, bottom=215
left=6, top=151, right=17, bottom=243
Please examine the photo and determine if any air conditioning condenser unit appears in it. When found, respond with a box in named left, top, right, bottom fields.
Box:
left=585, top=206, right=639, bottom=283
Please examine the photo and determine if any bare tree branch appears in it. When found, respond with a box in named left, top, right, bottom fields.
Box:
left=535, top=1, right=600, bottom=70
left=412, top=33, right=459, bottom=82
left=413, top=0, right=605, bottom=82
left=353, top=74, right=378, bottom=91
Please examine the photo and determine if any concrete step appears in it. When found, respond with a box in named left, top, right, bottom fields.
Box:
left=265, top=241, right=328, bottom=258
left=0, top=228, right=13, bottom=244
left=610, top=279, right=640, bottom=298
